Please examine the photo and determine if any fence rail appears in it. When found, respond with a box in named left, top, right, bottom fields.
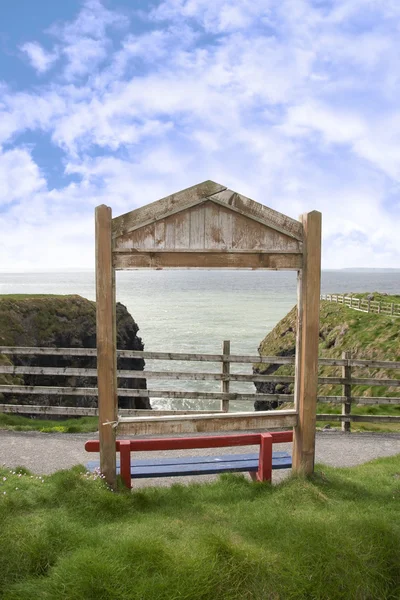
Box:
left=321, top=294, right=400, bottom=316
left=1, top=343, right=399, bottom=430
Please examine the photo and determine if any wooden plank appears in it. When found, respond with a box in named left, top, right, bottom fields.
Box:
left=173, top=210, right=191, bottom=249
left=189, top=204, right=205, bottom=249
left=342, top=351, right=351, bottom=433
left=113, top=252, right=303, bottom=270
left=116, top=351, right=295, bottom=363
left=112, top=181, right=226, bottom=238
left=154, top=220, right=166, bottom=249
left=0, top=386, right=99, bottom=396
left=221, top=340, right=230, bottom=412
left=1, top=369, right=396, bottom=384
left=0, top=385, right=293, bottom=402
left=117, top=351, right=297, bottom=364
left=0, top=405, right=222, bottom=416
left=204, top=201, right=222, bottom=248
left=292, top=211, right=322, bottom=475
left=117, top=410, right=297, bottom=435
left=346, top=377, right=400, bottom=387
left=0, top=347, right=97, bottom=356
left=96, top=204, right=117, bottom=489
left=208, top=190, right=303, bottom=241
left=317, top=414, right=400, bottom=423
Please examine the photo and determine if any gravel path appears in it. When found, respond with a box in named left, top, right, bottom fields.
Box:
left=1, top=429, right=400, bottom=487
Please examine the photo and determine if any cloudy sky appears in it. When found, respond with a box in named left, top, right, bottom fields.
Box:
left=1, top=0, right=400, bottom=271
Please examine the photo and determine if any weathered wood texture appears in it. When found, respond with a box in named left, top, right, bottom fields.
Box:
left=0, top=405, right=221, bottom=417
left=0, top=385, right=292, bottom=402
left=117, top=410, right=297, bottom=435
left=292, top=211, right=322, bottom=475
left=3, top=347, right=399, bottom=369
left=317, top=414, right=400, bottom=423
left=112, top=181, right=226, bottom=239
left=113, top=201, right=302, bottom=254
left=96, top=205, right=117, bottom=488
left=342, top=351, right=351, bottom=432
left=221, top=340, right=230, bottom=412
left=113, top=251, right=302, bottom=270
left=112, top=181, right=303, bottom=241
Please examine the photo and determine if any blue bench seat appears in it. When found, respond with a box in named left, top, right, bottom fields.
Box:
left=87, top=451, right=292, bottom=479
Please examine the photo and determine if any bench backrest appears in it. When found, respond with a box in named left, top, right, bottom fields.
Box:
left=85, top=431, right=293, bottom=453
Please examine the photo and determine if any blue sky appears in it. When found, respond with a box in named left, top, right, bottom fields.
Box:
left=1, top=0, right=400, bottom=270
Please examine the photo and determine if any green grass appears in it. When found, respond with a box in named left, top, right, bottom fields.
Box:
left=0, top=413, right=98, bottom=433
left=0, top=456, right=399, bottom=599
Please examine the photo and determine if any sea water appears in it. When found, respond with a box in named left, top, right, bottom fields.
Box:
left=0, top=270, right=399, bottom=411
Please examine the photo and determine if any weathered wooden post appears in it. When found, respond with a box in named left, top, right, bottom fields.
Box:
left=341, top=351, right=351, bottom=433
left=221, top=340, right=230, bottom=412
left=95, top=205, right=118, bottom=489
left=293, top=211, right=322, bottom=475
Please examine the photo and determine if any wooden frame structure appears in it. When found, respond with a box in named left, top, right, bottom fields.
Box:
left=95, top=180, right=322, bottom=487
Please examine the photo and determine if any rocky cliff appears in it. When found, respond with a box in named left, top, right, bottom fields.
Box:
left=0, top=295, right=150, bottom=409
left=254, top=300, right=400, bottom=410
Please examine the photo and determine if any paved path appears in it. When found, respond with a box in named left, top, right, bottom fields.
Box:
left=1, top=430, right=400, bottom=487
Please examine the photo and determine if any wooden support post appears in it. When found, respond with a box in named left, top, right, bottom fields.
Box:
left=119, top=440, right=132, bottom=489
left=221, top=340, right=230, bottom=412
left=257, top=433, right=273, bottom=481
left=391, top=303, right=394, bottom=315
left=95, top=205, right=118, bottom=489
left=341, top=351, right=351, bottom=433
left=292, top=211, right=322, bottom=475
left=378, top=302, right=381, bottom=314
left=367, top=298, right=371, bottom=313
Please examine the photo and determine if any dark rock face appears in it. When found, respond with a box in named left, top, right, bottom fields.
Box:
left=0, top=295, right=150, bottom=409
left=253, top=348, right=295, bottom=411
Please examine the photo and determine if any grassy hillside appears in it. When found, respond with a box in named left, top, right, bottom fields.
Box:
left=256, top=300, right=400, bottom=396
left=255, top=300, right=400, bottom=430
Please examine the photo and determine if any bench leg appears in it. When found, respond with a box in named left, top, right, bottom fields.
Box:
left=119, top=440, right=132, bottom=489
left=257, top=433, right=273, bottom=482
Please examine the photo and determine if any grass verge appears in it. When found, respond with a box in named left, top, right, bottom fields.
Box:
left=0, top=413, right=98, bottom=433
left=0, top=456, right=399, bottom=599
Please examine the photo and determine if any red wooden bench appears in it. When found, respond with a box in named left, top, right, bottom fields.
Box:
left=85, top=431, right=293, bottom=489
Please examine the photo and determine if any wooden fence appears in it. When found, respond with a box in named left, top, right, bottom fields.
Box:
left=0, top=343, right=399, bottom=431
left=321, top=294, right=400, bottom=316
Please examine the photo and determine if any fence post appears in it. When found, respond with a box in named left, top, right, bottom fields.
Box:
left=221, top=340, right=230, bottom=412
left=391, top=303, right=394, bottom=315
left=342, top=351, right=351, bottom=433
left=367, top=298, right=371, bottom=312
left=377, top=302, right=381, bottom=314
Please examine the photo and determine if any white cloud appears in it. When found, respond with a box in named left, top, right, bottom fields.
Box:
left=0, top=148, right=46, bottom=207
left=1, top=0, right=400, bottom=270
left=20, top=42, right=59, bottom=73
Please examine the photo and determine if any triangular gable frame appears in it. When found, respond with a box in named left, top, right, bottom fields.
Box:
left=111, top=181, right=304, bottom=271
left=94, top=181, right=322, bottom=489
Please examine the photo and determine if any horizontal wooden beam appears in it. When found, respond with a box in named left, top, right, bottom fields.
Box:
left=0, top=347, right=98, bottom=356
left=317, top=414, right=400, bottom=423
left=0, top=385, right=292, bottom=401
left=316, top=396, right=400, bottom=405
left=1, top=348, right=400, bottom=370
left=113, top=252, right=302, bottom=270
left=0, top=366, right=295, bottom=383
left=116, top=410, right=297, bottom=435
left=0, top=404, right=221, bottom=417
